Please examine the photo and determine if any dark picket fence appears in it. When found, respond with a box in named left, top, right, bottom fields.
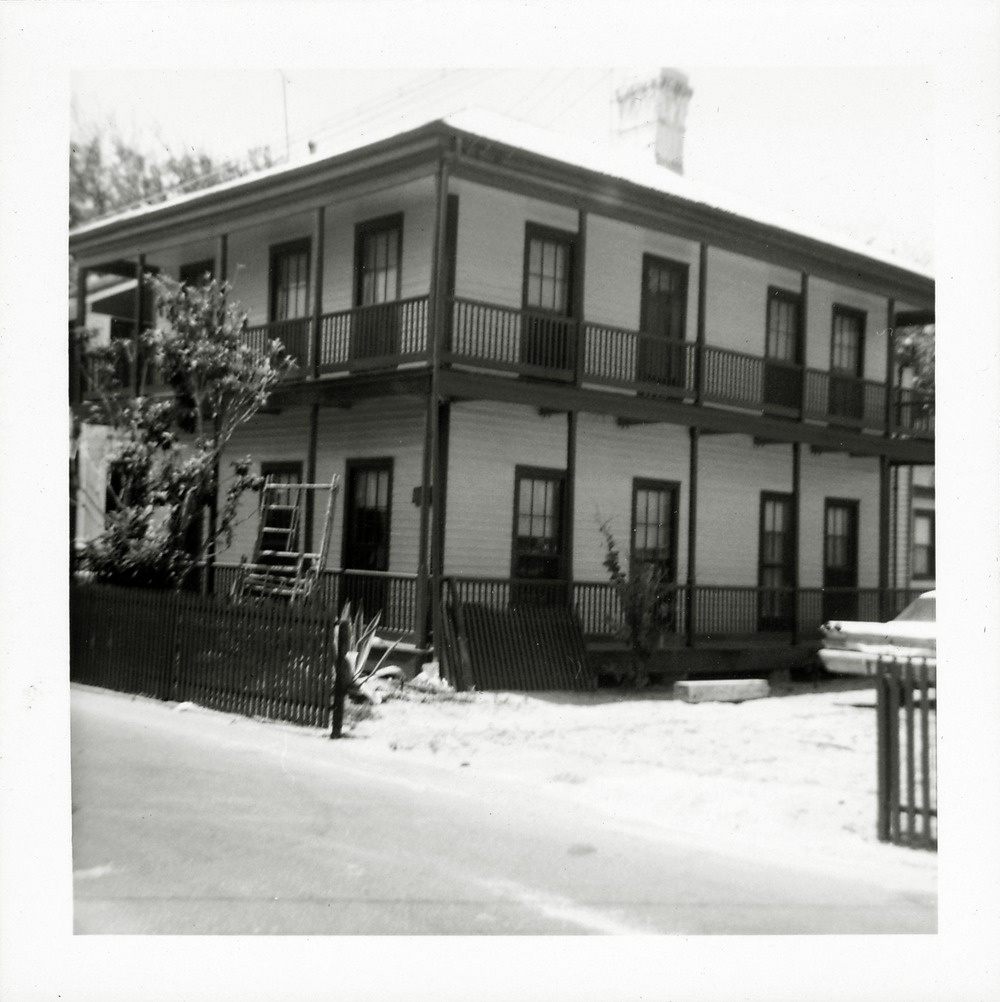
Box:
left=70, top=583, right=338, bottom=728
left=876, top=655, right=937, bottom=850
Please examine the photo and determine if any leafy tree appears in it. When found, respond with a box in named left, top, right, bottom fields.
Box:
left=80, top=275, right=292, bottom=589
left=895, top=323, right=935, bottom=396
left=69, top=116, right=273, bottom=228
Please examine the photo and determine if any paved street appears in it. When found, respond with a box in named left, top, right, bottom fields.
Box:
left=71, top=684, right=936, bottom=935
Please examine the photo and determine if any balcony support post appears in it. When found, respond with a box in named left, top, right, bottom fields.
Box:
left=879, top=454, right=891, bottom=622
left=884, top=297, right=896, bottom=436
left=417, top=152, right=451, bottom=652
left=686, top=426, right=699, bottom=646
left=72, top=266, right=88, bottom=404
left=215, top=233, right=228, bottom=287
left=565, top=409, right=577, bottom=594
left=311, top=206, right=325, bottom=378
left=799, top=272, right=809, bottom=422
left=695, top=243, right=707, bottom=403
left=791, top=441, right=801, bottom=645
left=133, top=254, right=145, bottom=397
left=573, top=210, right=587, bottom=387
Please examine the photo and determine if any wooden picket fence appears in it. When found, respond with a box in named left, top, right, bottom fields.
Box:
left=876, top=655, right=937, bottom=850
left=70, top=584, right=338, bottom=728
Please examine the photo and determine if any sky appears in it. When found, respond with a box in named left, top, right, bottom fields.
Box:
left=71, top=65, right=935, bottom=268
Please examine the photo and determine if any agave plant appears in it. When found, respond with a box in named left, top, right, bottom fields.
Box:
left=337, top=602, right=404, bottom=704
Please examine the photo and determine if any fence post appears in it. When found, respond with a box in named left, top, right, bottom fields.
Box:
left=330, top=616, right=351, bottom=739
left=875, top=657, right=892, bottom=842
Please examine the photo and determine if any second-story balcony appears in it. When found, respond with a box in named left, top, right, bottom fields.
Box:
left=83, top=293, right=932, bottom=440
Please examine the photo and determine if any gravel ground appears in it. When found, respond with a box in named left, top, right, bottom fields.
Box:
left=335, top=675, right=937, bottom=888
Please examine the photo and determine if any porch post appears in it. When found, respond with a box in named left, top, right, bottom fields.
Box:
left=879, top=455, right=891, bottom=621
left=133, top=254, right=145, bottom=396
left=573, top=210, right=587, bottom=387
left=565, top=410, right=577, bottom=596
left=884, top=297, right=896, bottom=436
left=72, top=265, right=88, bottom=404
left=417, top=151, right=451, bottom=651
left=695, top=243, right=707, bottom=403
left=686, top=426, right=699, bottom=646
left=791, top=440, right=801, bottom=645
left=215, top=233, right=228, bottom=287
left=880, top=297, right=896, bottom=621
left=311, top=206, right=325, bottom=379
left=799, top=272, right=809, bottom=421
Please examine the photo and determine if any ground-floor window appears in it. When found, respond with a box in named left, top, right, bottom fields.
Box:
left=632, top=478, right=680, bottom=631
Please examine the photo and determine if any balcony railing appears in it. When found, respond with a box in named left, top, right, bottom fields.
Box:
left=445, top=576, right=923, bottom=644
left=80, top=293, right=932, bottom=439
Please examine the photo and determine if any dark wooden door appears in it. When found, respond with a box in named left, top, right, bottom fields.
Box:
left=822, top=499, right=859, bottom=621
left=638, top=255, right=687, bottom=389
left=512, top=467, right=566, bottom=606
left=343, top=459, right=392, bottom=618
left=758, top=492, right=796, bottom=631
left=353, top=217, right=401, bottom=361
left=764, top=289, right=803, bottom=412
left=828, top=307, right=865, bottom=422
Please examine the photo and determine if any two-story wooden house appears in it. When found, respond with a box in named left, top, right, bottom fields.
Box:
left=69, top=99, right=934, bottom=689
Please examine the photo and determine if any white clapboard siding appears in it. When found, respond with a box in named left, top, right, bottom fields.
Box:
left=695, top=435, right=794, bottom=585
left=798, top=449, right=881, bottom=588
left=225, top=210, right=317, bottom=323
left=321, top=177, right=436, bottom=314
left=806, top=277, right=892, bottom=379
left=451, top=178, right=579, bottom=306
left=221, top=407, right=314, bottom=564
left=314, top=398, right=427, bottom=573
left=573, top=413, right=691, bottom=582
left=583, top=215, right=700, bottom=333
left=445, top=400, right=570, bottom=577
left=704, top=247, right=801, bottom=356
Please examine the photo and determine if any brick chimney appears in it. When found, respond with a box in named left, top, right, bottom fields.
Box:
left=614, top=68, right=693, bottom=174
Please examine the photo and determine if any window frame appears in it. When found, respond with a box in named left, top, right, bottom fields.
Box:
left=268, top=238, right=311, bottom=323
left=765, top=286, right=803, bottom=365
left=522, top=223, right=575, bottom=318
left=830, top=305, right=866, bottom=377
left=911, top=509, right=936, bottom=580
left=639, top=254, right=688, bottom=341
left=354, top=212, right=404, bottom=308
left=630, top=478, right=680, bottom=582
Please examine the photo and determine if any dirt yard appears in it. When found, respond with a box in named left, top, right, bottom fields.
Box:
left=338, top=675, right=937, bottom=885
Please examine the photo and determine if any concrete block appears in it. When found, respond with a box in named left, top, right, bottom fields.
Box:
left=673, top=678, right=770, bottom=703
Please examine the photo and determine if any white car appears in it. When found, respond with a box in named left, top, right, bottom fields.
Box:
left=818, top=591, right=936, bottom=679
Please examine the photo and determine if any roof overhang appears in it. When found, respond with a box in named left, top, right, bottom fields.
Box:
left=69, top=117, right=934, bottom=308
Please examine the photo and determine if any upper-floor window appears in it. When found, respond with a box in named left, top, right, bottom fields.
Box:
left=355, top=214, right=402, bottom=307
left=269, top=239, right=311, bottom=321
left=912, top=510, right=935, bottom=579
left=831, top=306, right=865, bottom=377
left=766, top=288, right=802, bottom=365
left=523, top=225, right=573, bottom=316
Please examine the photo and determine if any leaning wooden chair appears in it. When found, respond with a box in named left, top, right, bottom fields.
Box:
left=231, top=474, right=340, bottom=605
